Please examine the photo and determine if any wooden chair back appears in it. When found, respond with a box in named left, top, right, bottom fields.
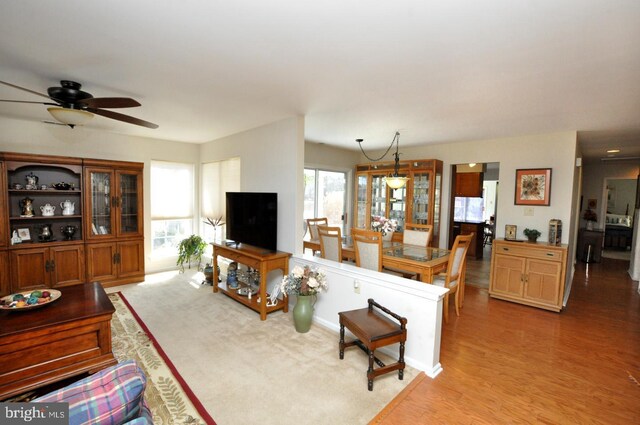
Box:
left=352, top=228, right=383, bottom=272
left=306, top=217, right=328, bottom=241
left=403, top=223, right=433, bottom=247
left=318, top=225, right=343, bottom=263
left=444, top=233, right=474, bottom=289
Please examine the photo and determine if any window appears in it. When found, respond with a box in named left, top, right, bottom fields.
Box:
left=151, top=161, right=194, bottom=257
left=304, top=168, right=347, bottom=236
left=201, top=157, right=241, bottom=241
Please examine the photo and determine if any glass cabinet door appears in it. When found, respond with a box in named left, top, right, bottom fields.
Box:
left=355, top=173, right=368, bottom=229
left=411, top=171, right=432, bottom=225
left=371, top=174, right=387, bottom=219
left=89, top=170, right=114, bottom=237
left=117, top=171, right=142, bottom=236
left=389, top=185, right=406, bottom=233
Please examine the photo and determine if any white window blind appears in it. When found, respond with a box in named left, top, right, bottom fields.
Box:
left=202, top=157, right=241, bottom=220
left=151, top=161, right=194, bottom=220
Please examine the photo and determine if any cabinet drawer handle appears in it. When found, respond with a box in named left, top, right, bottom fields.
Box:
left=45, top=260, right=50, bottom=272
left=546, top=253, right=554, bottom=257
left=503, top=247, right=509, bottom=251
left=50, top=260, right=55, bottom=271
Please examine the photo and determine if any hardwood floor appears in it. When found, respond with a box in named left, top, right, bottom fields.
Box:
left=372, top=257, right=640, bottom=424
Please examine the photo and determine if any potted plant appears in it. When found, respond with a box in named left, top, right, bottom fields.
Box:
left=177, top=234, right=208, bottom=272
left=523, top=228, right=541, bottom=243
left=583, top=208, right=597, bottom=230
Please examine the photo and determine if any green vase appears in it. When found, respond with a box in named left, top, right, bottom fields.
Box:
left=293, top=295, right=314, bottom=333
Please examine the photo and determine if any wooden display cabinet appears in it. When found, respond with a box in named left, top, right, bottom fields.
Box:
left=489, top=239, right=568, bottom=312
left=1, top=152, right=145, bottom=292
left=9, top=243, right=85, bottom=291
left=354, top=159, right=443, bottom=246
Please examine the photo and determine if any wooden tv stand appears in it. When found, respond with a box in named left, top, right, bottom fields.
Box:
left=212, top=243, right=291, bottom=320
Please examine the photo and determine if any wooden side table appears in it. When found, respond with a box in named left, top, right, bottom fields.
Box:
left=212, top=243, right=291, bottom=320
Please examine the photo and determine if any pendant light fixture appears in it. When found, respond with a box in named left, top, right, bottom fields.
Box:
left=356, top=131, right=410, bottom=189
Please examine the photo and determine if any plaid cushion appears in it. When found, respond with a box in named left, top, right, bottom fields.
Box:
left=34, top=360, right=149, bottom=425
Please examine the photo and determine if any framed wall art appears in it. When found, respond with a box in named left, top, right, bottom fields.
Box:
left=515, top=168, right=552, bottom=206
left=505, top=224, right=517, bottom=240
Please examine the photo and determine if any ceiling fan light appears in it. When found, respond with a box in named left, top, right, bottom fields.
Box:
left=384, top=176, right=410, bottom=189
left=47, top=107, right=93, bottom=126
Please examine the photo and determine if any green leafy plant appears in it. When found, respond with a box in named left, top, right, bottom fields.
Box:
left=177, top=234, right=208, bottom=272
left=523, top=228, right=541, bottom=241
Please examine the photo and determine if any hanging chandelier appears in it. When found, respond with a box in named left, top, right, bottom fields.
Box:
left=356, top=131, right=410, bottom=189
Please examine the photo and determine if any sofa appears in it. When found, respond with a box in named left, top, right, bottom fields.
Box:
left=33, top=360, right=153, bottom=425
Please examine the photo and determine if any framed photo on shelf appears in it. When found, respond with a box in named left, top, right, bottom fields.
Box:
left=17, top=228, right=31, bottom=241
left=505, top=224, right=517, bottom=240
left=515, top=168, right=552, bottom=206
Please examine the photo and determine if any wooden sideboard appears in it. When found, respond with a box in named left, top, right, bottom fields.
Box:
left=212, top=243, right=291, bottom=320
left=489, top=239, right=568, bottom=312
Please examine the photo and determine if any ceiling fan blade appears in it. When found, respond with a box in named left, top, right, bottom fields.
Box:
left=0, top=99, right=59, bottom=106
left=86, top=107, right=158, bottom=129
left=0, top=80, right=52, bottom=100
left=77, top=97, right=141, bottom=109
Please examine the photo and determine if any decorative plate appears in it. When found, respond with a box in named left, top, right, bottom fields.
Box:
left=0, top=289, right=62, bottom=312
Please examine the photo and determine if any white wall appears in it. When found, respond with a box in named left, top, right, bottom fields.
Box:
left=200, top=116, right=305, bottom=255
left=290, top=254, right=449, bottom=376
left=360, top=131, right=579, bottom=247
left=0, top=116, right=200, bottom=273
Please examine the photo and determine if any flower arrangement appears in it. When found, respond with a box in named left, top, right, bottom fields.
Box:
left=280, top=265, right=328, bottom=296
left=371, top=216, right=398, bottom=236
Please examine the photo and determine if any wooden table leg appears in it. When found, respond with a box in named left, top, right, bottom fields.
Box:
left=212, top=253, right=219, bottom=293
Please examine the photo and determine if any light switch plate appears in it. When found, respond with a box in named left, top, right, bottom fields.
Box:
left=524, top=207, right=534, bottom=216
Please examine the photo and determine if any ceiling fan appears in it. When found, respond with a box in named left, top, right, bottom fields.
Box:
left=0, top=80, right=158, bottom=129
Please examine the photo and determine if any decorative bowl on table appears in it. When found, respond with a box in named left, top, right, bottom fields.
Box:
left=52, top=182, right=72, bottom=190
left=0, top=289, right=62, bottom=311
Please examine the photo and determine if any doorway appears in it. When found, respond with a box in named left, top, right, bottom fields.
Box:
left=448, top=162, right=500, bottom=289
left=601, top=177, right=637, bottom=261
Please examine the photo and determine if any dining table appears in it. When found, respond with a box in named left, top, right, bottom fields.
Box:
left=304, top=237, right=451, bottom=284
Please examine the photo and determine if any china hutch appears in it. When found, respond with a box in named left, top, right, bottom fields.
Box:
left=0, top=152, right=144, bottom=296
left=354, top=159, right=443, bottom=246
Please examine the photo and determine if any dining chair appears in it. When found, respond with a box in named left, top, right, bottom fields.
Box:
left=432, top=233, right=474, bottom=323
left=352, top=228, right=383, bottom=272
left=305, top=217, right=328, bottom=255
left=318, top=225, right=343, bottom=263
left=403, top=223, right=433, bottom=247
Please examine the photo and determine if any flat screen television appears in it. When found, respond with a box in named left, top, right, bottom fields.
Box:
left=226, top=192, right=278, bottom=251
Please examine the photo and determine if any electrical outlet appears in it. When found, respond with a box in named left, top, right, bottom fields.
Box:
left=524, top=207, right=534, bottom=216
left=354, top=279, right=360, bottom=294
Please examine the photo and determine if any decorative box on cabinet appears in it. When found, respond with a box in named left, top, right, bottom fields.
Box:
left=354, top=159, right=443, bottom=246
left=454, top=172, right=483, bottom=197
left=489, top=239, right=568, bottom=312
left=9, top=243, right=85, bottom=291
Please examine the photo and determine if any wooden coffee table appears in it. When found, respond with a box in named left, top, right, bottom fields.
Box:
left=0, top=282, right=117, bottom=400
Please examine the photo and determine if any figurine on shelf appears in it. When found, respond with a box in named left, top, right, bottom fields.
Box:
left=11, top=230, right=22, bottom=245
left=19, top=196, right=34, bottom=217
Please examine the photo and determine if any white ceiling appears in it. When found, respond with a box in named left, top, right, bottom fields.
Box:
left=1, top=0, right=639, bottom=160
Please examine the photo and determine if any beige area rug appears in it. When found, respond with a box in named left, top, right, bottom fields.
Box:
left=107, top=271, right=417, bottom=425
left=110, top=292, right=214, bottom=424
